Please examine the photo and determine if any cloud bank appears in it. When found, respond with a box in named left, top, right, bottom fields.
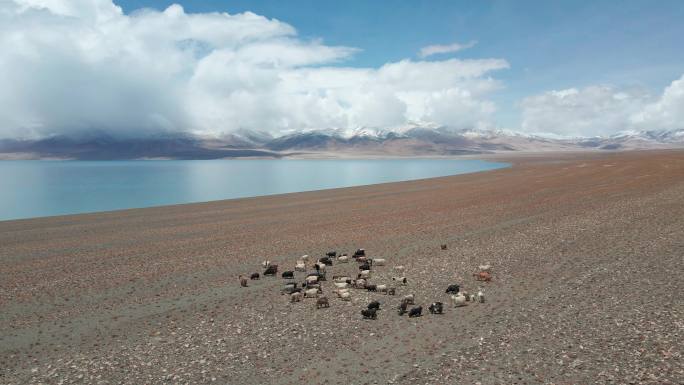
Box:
left=520, top=75, right=684, bottom=137
left=0, top=0, right=508, bottom=139
left=418, top=40, right=477, bottom=58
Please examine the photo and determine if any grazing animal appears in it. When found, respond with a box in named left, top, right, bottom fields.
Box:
left=315, top=263, right=327, bottom=272
left=477, top=289, right=485, bottom=303
left=429, top=302, right=444, bottom=314
left=353, top=278, right=367, bottom=289
left=318, top=257, right=333, bottom=266
left=393, top=265, right=405, bottom=273
left=337, top=255, right=349, bottom=263
left=367, top=301, right=381, bottom=310
left=339, top=291, right=351, bottom=301
left=250, top=273, right=260, bottom=280
left=451, top=293, right=467, bottom=307
left=441, top=244, right=448, bottom=250
left=300, top=255, right=309, bottom=262
left=261, top=260, right=271, bottom=268
left=282, top=271, right=294, bottom=279
left=356, top=256, right=368, bottom=264
left=326, top=251, right=337, bottom=258
left=371, top=258, right=386, bottom=266
left=334, top=282, right=350, bottom=289
left=290, top=292, right=303, bottom=302
left=387, top=287, right=396, bottom=296
left=304, top=288, right=319, bottom=298
left=392, top=277, right=408, bottom=285
left=408, top=306, right=423, bottom=318
left=239, top=275, right=248, bottom=287
left=263, top=265, right=278, bottom=276
left=353, top=249, right=365, bottom=257
left=473, top=272, right=492, bottom=282
left=376, top=284, right=388, bottom=294
left=397, top=300, right=408, bottom=315
left=366, top=284, right=377, bottom=292
left=333, top=275, right=351, bottom=283
left=316, top=296, right=330, bottom=308
left=402, top=294, right=415, bottom=305
left=461, top=291, right=470, bottom=301
left=310, top=284, right=323, bottom=293
left=478, top=264, right=492, bottom=273
left=469, top=294, right=476, bottom=302
left=282, top=286, right=301, bottom=295
left=295, top=262, right=306, bottom=272
left=359, top=263, right=371, bottom=271
left=334, top=288, right=350, bottom=297
left=361, top=308, right=377, bottom=319
left=445, top=284, right=460, bottom=294
left=358, top=270, right=371, bottom=280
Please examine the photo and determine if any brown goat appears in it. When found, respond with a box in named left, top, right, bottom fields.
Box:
left=316, top=296, right=330, bottom=309
left=473, top=271, right=492, bottom=282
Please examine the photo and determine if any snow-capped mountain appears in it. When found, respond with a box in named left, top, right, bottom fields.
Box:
left=1, top=126, right=683, bottom=160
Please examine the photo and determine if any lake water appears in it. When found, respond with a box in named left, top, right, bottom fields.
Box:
left=0, top=159, right=509, bottom=221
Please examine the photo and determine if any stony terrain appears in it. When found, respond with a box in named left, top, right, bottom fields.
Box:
left=1, top=150, right=682, bottom=384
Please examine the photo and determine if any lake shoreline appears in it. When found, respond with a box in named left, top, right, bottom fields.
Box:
left=0, top=158, right=509, bottom=222
left=1, top=149, right=683, bottom=384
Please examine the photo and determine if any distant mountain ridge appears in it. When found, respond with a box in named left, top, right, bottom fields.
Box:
left=1, top=126, right=683, bottom=160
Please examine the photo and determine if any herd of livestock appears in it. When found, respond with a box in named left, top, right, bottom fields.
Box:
left=238, top=245, right=493, bottom=320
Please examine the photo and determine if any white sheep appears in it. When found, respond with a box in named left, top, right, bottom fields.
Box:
left=403, top=294, right=415, bottom=305
left=290, top=292, right=303, bottom=302
left=333, top=276, right=351, bottom=283
left=392, top=276, right=407, bottom=285
left=305, top=276, right=319, bottom=284
left=353, top=278, right=367, bottom=289
left=359, top=270, right=371, bottom=279
left=478, top=264, right=492, bottom=273
left=304, top=288, right=319, bottom=298
left=339, top=291, right=351, bottom=301
left=477, top=289, right=485, bottom=303
left=334, top=288, right=350, bottom=297
left=451, top=293, right=467, bottom=307
left=315, top=263, right=326, bottom=272
left=300, top=255, right=309, bottom=262
left=295, top=262, right=306, bottom=272
left=337, top=255, right=349, bottom=263
left=376, top=284, right=388, bottom=294
left=394, top=265, right=406, bottom=273
left=261, top=260, right=271, bottom=268
left=372, top=258, right=386, bottom=266
left=334, top=282, right=350, bottom=289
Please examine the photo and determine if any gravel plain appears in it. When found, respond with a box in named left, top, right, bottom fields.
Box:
left=1, top=150, right=683, bottom=384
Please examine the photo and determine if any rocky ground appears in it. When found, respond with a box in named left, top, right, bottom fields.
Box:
left=1, top=150, right=682, bottom=384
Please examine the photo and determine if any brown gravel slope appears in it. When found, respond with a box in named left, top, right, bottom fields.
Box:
left=1, top=150, right=683, bottom=385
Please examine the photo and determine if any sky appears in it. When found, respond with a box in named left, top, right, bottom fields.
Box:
left=1, top=0, right=683, bottom=139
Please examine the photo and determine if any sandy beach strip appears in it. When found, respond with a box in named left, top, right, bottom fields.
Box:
left=1, top=150, right=683, bottom=384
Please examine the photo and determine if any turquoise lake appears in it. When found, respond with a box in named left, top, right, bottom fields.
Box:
left=0, top=159, right=509, bottom=221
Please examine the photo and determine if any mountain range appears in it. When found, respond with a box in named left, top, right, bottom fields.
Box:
left=1, top=125, right=683, bottom=160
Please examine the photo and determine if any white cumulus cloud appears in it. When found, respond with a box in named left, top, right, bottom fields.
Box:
left=520, top=75, right=684, bottom=137
left=418, top=40, right=477, bottom=58
left=631, top=75, right=684, bottom=132
left=0, top=0, right=507, bottom=139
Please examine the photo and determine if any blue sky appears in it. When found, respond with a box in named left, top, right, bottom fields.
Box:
left=2, top=0, right=683, bottom=138
left=114, top=0, right=684, bottom=127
